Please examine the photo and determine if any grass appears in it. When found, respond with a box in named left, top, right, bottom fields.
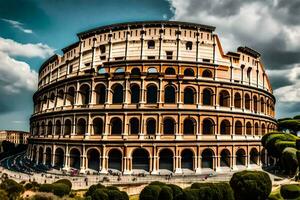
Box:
left=130, top=194, right=139, bottom=200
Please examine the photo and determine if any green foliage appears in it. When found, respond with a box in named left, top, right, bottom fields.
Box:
left=278, top=120, right=300, bottom=134
left=275, top=141, right=296, bottom=156
left=268, top=190, right=284, bottom=200
left=281, top=147, right=298, bottom=175
left=91, top=189, right=109, bottom=200
left=0, top=179, right=24, bottom=199
left=230, top=170, right=272, bottom=200
left=158, top=186, right=173, bottom=200
left=280, top=184, right=300, bottom=199
left=190, top=182, right=234, bottom=200
left=105, top=186, right=119, bottom=191
left=106, top=189, right=128, bottom=200
left=294, top=115, right=300, bottom=120
left=52, top=183, right=70, bottom=197
left=166, top=184, right=183, bottom=200
left=262, top=131, right=279, bottom=147
left=54, top=179, right=72, bottom=190
left=139, top=185, right=161, bottom=200
left=24, top=182, right=33, bottom=190
left=0, top=189, right=8, bottom=200
left=31, top=193, right=55, bottom=200
left=39, top=184, right=54, bottom=193
left=85, top=183, right=105, bottom=197
left=149, top=181, right=166, bottom=187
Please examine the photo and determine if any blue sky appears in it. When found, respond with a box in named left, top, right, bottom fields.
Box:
left=0, top=0, right=299, bottom=131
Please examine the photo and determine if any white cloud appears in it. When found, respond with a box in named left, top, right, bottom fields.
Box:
left=1, top=18, right=33, bottom=34
left=0, top=37, right=54, bottom=58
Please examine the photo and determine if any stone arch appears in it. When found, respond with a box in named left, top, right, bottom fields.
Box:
left=235, top=120, right=243, bottom=135
left=108, top=149, right=122, bottom=171
left=147, top=67, right=158, bottom=73
left=38, top=146, right=43, bottom=164
left=55, top=120, right=61, bottom=135
left=110, top=117, right=122, bottom=135
left=64, top=119, right=72, bottom=135
left=250, top=148, right=259, bottom=165
left=159, top=148, right=174, bottom=172
left=183, top=118, right=196, bottom=135
left=79, top=84, right=90, bottom=105
left=115, top=67, right=125, bottom=73
left=246, top=122, right=252, bottom=135
left=220, top=149, right=231, bottom=167
left=131, top=67, right=141, bottom=75
left=146, top=118, right=156, bottom=135
left=220, top=119, right=231, bottom=135
left=47, top=121, right=53, bottom=135
left=165, top=67, right=176, bottom=75
left=41, top=122, right=45, bottom=135
left=112, top=83, right=123, bottom=104
left=54, top=148, right=64, bottom=168
left=95, top=84, right=106, bottom=104
left=148, top=40, right=155, bottom=49
left=163, top=117, right=175, bottom=135
left=32, top=146, right=37, bottom=163
left=66, top=87, right=75, bottom=105
left=253, top=95, right=258, bottom=113
left=203, top=88, right=213, bottom=106
left=129, top=117, right=139, bottom=135
left=146, top=84, right=158, bottom=103
left=132, top=148, right=150, bottom=172
left=184, top=87, right=196, bottom=104
left=45, top=147, right=52, bottom=166
left=130, top=84, right=140, bottom=104
left=261, top=97, right=265, bottom=113
left=87, top=148, right=100, bottom=171
left=181, top=149, right=194, bottom=170
left=202, top=118, right=214, bottom=135
left=76, top=118, right=86, bottom=135
left=234, top=92, right=242, bottom=108
left=164, top=84, right=176, bottom=103
left=184, top=68, right=195, bottom=76
left=69, top=148, right=81, bottom=169
left=261, top=123, right=266, bottom=135
left=56, top=89, right=64, bottom=107
left=201, top=148, right=214, bottom=169
left=245, top=93, right=251, bottom=110
left=236, top=149, right=246, bottom=166
left=219, top=90, right=230, bottom=107
left=93, top=118, right=103, bottom=135
left=202, top=69, right=212, bottom=78
left=254, top=122, right=259, bottom=135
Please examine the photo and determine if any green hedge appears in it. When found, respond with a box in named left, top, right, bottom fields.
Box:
left=140, top=185, right=161, bottom=200
left=281, top=147, right=298, bottom=175
left=39, top=183, right=54, bottom=193
left=280, top=184, right=300, bottom=199
left=52, top=183, right=71, bottom=197
left=0, top=179, right=24, bottom=199
left=158, top=186, right=173, bottom=200
left=191, top=182, right=234, bottom=200
left=230, top=170, right=272, bottom=200
left=54, top=179, right=72, bottom=190
left=86, top=184, right=128, bottom=200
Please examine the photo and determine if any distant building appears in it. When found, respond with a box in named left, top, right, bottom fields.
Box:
left=0, top=130, right=30, bottom=144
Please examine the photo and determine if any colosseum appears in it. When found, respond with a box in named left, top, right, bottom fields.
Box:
left=28, top=21, right=277, bottom=175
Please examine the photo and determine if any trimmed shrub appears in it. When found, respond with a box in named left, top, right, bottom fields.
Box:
left=120, top=191, right=129, bottom=200
left=275, top=141, right=296, bottom=156
left=280, top=184, right=300, bottom=199
left=281, top=147, right=298, bottom=175
left=158, top=186, right=173, bottom=200
left=166, top=184, right=183, bottom=200
left=24, top=182, right=33, bottom=190
left=149, top=181, right=166, bottom=187
left=140, top=185, right=161, bottom=200
left=31, top=193, right=55, bottom=200
left=107, top=189, right=127, bottom=200
left=0, top=189, right=8, bottom=200
left=182, top=189, right=199, bottom=200
left=91, top=189, right=109, bottom=200
left=54, top=179, right=72, bottom=190
left=52, top=183, right=70, bottom=197
left=191, top=182, right=234, bottom=200
left=0, top=179, right=24, bottom=199
left=106, top=186, right=120, bottom=191
left=86, top=183, right=106, bottom=197
left=230, top=170, right=272, bottom=200
left=39, top=184, right=54, bottom=193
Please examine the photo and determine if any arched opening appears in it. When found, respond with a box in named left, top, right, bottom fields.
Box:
left=203, top=88, right=213, bottom=106
left=164, top=85, right=176, bottom=103
left=70, top=148, right=81, bottom=170
left=220, top=120, right=231, bottom=135
left=181, top=149, right=194, bottom=170
left=79, top=84, right=90, bottom=105
left=254, top=123, right=259, bottom=135
left=108, top=149, right=122, bottom=171
left=55, top=120, right=61, bottom=135
left=32, top=147, right=37, bottom=163
left=66, top=87, right=75, bottom=105
left=236, top=149, right=246, bottom=166
left=49, top=93, right=55, bottom=108
left=220, top=149, right=231, bottom=167
left=250, top=148, right=259, bottom=165
left=93, top=118, right=103, bottom=135
left=184, top=87, right=195, bottom=104
left=184, top=68, right=195, bottom=77
left=87, top=149, right=100, bottom=171
left=159, top=149, right=173, bottom=172
left=45, top=148, right=52, bottom=166
left=245, top=94, right=251, bottom=110
left=146, top=85, right=157, bottom=103
left=183, top=118, right=195, bottom=135
left=247, top=68, right=252, bottom=84
left=202, top=118, right=214, bottom=135
left=234, top=93, right=241, bottom=108
left=163, top=118, right=175, bottom=135
left=147, top=67, right=158, bottom=73
left=130, top=84, right=140, bottom=104
left=253, top=96, right=258, bottom=113
left=115, top=68, right=125, bottom=73
left=146, top=118, right=156, bottom=135
left=95, top=84, right=106, bottom=104
left=112, top=84, right=123, bottom=104
left=201, top=149, right=214, bottom=169
left=132, top=148, right=149, bottom=172
left=111, top=118, right=122, bottom=135
left=100, top=45, right=106, bottom=54
left=77, top=118, right=86, bottom=135
left=219, top=90, right=230, bottom=107
left=235, top=121, right=243, bottom=135
left=246, top=122, right=252, bottom=135
left=41, top=122, right=45, bottom=135
left=261, top=98, right=265, bottom=113
left=54, top=148, right=64, bottom=168
left=64, top=119, right=72, bottom=135
left=131, top=68, right=141, bottom=76
left=202, top=69, right=212, bottom=78
left=47, top=121, right=53, bottom=135
left=147, top=40, right=155, bottom=49
left=186, top=41, right=193, bottom=50
left=262, top=124, right=266, bottom=135
left=130, top=118, right=139, bottom=135
left=56, top=90, right=64, bottom=107
left=38, top=147, right=43, bottom=164
left=165, top=67, right=176, bottom=75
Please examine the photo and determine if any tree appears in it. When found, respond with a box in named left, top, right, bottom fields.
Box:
left=140, top=185, right=161, bottom=200
left=281, top=147, right=298, bottom=175
left=280, top=184, right=300, bottom=199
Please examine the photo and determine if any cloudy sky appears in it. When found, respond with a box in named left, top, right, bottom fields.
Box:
left=0, top=0, right=299, bottom=131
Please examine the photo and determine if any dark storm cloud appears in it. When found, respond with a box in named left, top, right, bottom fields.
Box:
left=268, top=74, right=293, bottom=90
